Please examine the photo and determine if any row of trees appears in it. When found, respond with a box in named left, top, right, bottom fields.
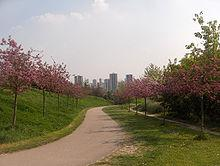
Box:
left=162, top=12, right=219, bottom=134
left=114, top=13, right=220, bottom=135
left=113, top=79, right=162, bottom=114
left=0, top=37, right=85, bottom=127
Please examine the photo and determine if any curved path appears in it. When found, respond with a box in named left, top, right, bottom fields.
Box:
left=0, top=107, right=125, bottom=166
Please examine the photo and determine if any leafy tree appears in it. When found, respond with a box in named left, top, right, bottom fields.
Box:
left=145, top=63, right=163, bottom=83
left=90, top=86, right=105, bottom=97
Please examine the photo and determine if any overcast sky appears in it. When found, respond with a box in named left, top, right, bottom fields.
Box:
left=0, top=0, right=220, bottom=81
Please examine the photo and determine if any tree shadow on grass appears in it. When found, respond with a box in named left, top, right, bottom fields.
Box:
left=105, top=109, right=199, bottom=147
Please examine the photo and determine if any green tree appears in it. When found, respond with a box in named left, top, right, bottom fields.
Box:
left=144, top=63, right=163, bottom=82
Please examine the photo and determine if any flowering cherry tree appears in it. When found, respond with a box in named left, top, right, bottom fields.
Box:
left=124, top=83, right=134, bottom=111
left=63, top=81, right=73, bottom=108
left=35, top=62, right=53, bottom=116
left=71, top=84, right=85, bottom=108
left=113, top=82, right=132, bottom=110
left=46, top=62, right=70, bottom=111
left=0, top=36, right=88, bottom=128
left=135, top=78, right=162, bottom=116
left=163, top=57, right=220, bottom=131
left=0, top=37, right=39, bottom=127
left=162, top=13, right=220, bottom=135
left=0, top=63, right=5, bottom=88
left=127, top=80, right=142, bottom=107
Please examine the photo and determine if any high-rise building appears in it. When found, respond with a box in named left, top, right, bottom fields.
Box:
left=104, top=79, right=110, bottom=91
left=99, top=78, right=102, bottom=84
left=92, top=79, right=97, bottom=88
left=99, top=78, right=105, bottom=89
left=74, top=75, right=83, bottom=86
left=109, top=73, right=118, bottom=92
left=125, top=74, right=133, bottom=83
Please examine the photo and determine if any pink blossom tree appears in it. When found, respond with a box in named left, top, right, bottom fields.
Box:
left=0, top=63, right=5, bottom=88
left=63, top=81, right=73, bottom=108
left=113, top=83, right=132, bottom=110
left=35, top=62, right=53, bottom=116
left=123, top=82, right=137, bottom=111
left=127, top=79, right=142, bottom=108
left=71, top=84, right=85, bottom=108
left=0, top=37, right=39, bottom=127
left=47, top=62, right=70, bottom=111
left=163, top=57, right=220, bottom=132
left=136, top=78, right=161, bottom=116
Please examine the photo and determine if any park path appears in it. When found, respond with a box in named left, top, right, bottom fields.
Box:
left=0, top=107, right=125, bottom=166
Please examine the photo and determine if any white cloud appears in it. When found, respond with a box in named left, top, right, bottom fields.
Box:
left=70, top=12, right=86, bottom=20
left=92, top=0, right=109, bottom=13
left=31, top=12, right=87, bottom=24
left=10, top=25, right=23, bottom=32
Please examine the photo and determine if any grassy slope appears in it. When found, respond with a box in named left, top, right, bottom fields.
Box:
left=0, top=89, right=109, bottom=151
left=101, top=106, right=220, bottom=166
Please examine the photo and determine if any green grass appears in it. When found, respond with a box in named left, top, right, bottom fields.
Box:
left=100, top=106, right=220, bottom=166
left=0, top=88, right=110, bottom=153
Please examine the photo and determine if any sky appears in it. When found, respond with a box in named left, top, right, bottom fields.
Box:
left=1, top=0, right=220, bottom=81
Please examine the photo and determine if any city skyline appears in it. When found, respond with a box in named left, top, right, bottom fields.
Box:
left=75, top=72, right=133, bottom=93
left=78, top=73, right=133, bottom=84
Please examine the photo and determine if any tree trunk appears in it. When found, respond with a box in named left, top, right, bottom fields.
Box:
left=57, top=93, right=60, bottom=111
left=162, top=108, right=166, bottom=125
left=201, top=95, right=205, bottom=133
left=144, top=97, right=147, bottom=116
left=73, top=97, right=75, bottom=107
left=67, top=95, right=69, bottom=108
left=135, top=98, right=138, bottom=114
left=76, top=98, right=79, bottom=108
left=12, top=92, right=18, bottom=128
left=128, top=102, right=131, bottom=111
left=42, top=89, right=46, bottom=116
left=135, top=98, right=138, bottom=107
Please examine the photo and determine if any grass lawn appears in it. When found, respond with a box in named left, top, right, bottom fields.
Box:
left=98, top=106, right=220, bottom=166
left=0, top=88, right=109, bottom=153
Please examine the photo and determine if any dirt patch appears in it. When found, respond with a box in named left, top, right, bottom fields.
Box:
left=114, top=145, right=138, bottom=155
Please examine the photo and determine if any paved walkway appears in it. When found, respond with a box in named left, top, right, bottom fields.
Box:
left=0, top=107, right=125, bottom=166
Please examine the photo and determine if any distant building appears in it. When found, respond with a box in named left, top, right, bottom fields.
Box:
left=74, top=75, right=83, bottom=86
left=92, top=79, right=97, bottom=88
left=99, top=78, right=102, bottom=84
left=109, top=73, right=118, bottom=92
left=125, top=74, right=133, bottom=83
left=104, top=79, right=110, bottom=91
left=98, top=78, right=105, bottom=89
left=84, top=79, right=90, bottom=87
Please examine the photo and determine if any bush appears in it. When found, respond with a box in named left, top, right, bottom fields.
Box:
left=133, top=99, right=164, bottom=114
left=161, top=94, right=220, bottom=125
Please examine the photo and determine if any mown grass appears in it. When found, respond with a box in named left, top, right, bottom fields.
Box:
left=100, top=106, right=220, bottom=166
left=0, top=88, right=110, bottom=153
